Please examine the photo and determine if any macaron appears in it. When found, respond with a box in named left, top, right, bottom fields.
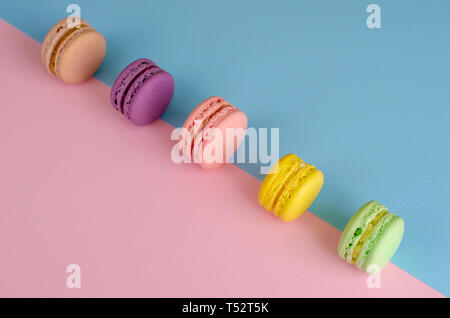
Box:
left=41, top=18, right=106, bottom=84
left=337, top=200, right=405, bottom=273
left=180, top=96, right=248, bottom=169
left=110, top=58, right=175, bottom=126
left=258, top=154, right=324, bottom=222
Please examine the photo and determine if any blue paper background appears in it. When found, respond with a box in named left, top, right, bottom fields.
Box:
left=1, top=0, right=449, bottom=296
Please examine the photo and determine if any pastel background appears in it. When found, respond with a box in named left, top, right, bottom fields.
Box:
left=0, top=0, right=448, bottom=297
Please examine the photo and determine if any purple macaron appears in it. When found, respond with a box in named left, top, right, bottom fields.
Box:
left=110, top=58, right=174, bottom=125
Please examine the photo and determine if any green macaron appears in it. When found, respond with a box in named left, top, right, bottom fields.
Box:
left=337, top=201, right=405, bottom=273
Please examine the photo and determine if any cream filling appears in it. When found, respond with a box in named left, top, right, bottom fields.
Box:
left=189, top=104, right=234, bottom=158
left=273, top=164, right=315, bottom=216
left=343, top=202, right=388, bottom=262
left=49, top=24, right=89, bottom=75
left=262, top=159, right=304, bottom=212
left=351, top=210, right=388, bottom=264
left=355, top=213, right=397, bottom=268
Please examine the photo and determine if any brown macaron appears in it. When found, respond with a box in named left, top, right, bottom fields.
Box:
left=41, top=18, right=106, bottom=84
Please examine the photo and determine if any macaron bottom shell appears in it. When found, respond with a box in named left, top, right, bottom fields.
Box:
left=56, top=30, right=106, bottom=84
left=358, top=216, right=404, bottom=273
left=278, top=169, right=324, bottom=222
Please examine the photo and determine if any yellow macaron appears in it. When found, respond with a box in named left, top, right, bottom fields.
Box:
left=258, top=154, right=324, bottom=222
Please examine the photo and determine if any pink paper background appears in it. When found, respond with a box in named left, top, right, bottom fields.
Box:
left=0, top=19, right=442, bottom=297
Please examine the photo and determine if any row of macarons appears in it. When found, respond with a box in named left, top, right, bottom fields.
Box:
left=41, top=17, right=405, bottom=273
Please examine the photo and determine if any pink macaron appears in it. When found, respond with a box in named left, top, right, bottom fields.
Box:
left=180, top=96, right=247, bottom=169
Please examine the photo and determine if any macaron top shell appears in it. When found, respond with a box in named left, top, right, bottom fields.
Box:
left=278, top=169, right=324, bottom=222
left=56, top=30, right=106, bottom=84
left=110, top=58, right=174, bottom=126
left=360, top=216, right=404, bottom=272
left=182, top=97, right=230, bottom=124
left=41, top=18, right=106, bottom=84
